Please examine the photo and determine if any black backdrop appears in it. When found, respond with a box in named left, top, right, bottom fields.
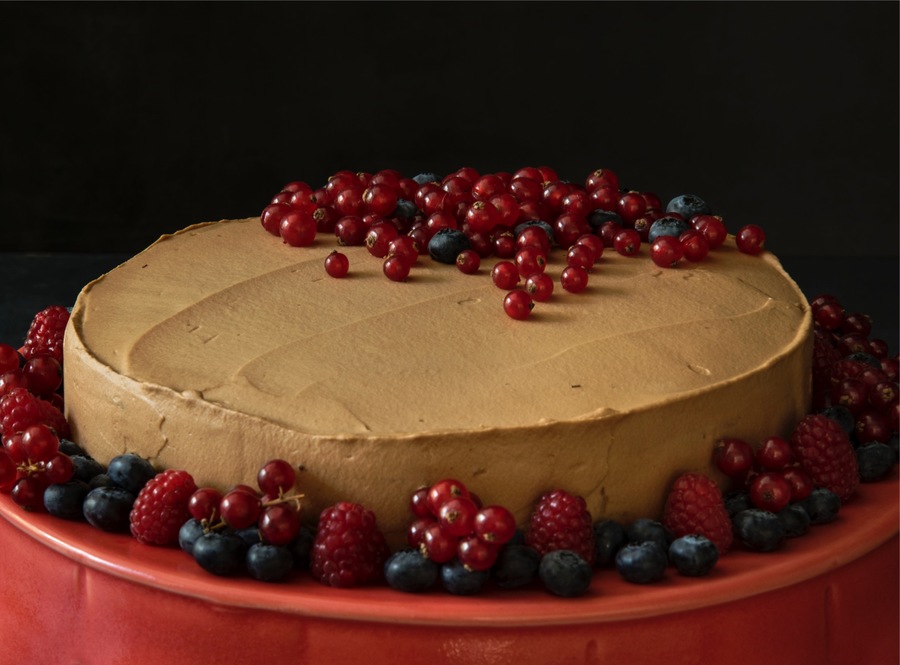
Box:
left=1, top=1, right=898, bottom=261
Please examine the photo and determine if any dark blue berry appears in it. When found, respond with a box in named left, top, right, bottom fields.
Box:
left=514, top=220, right=554, bottom=243
left=819, top=405, right=856, bottom=437
left=192, top=532, right=246, bottom=576
left=626, top=518, right=671, bottom=550
left=428, top=228, right=471, bottom=264
left=795, top=488, right=841, bottom=525
left=88, top=473, right=115, bottom=490
left=235, top=526, right=261, bottom=547
left=666, top=194, right=711, bottom=220
left=289, top=525, right=315, bottom=569
left=615, top=542, right=667, bottom=584
left=246, top=543, right=294, bottom=583
left=441, top=558, right=489, bottom=596
left=58, top=438, right=87, bottom=457
left=845, top=352, right=882, bottom=369
left=648, top=216, right=691, bottom=243
left=412, top=172, right=439, bottom=185
left=667, top=535, right=719, bottom=577
left=82, top=486, right=135, bottom=532
left=733, top=509, right=785, bottom=551
left=539, top=550, right=593, bottom=597
left=724, top=491, right=753, bottom=518
left=592, top=519, right=626, bottom=566
left=394, top=199, right=418, bottom=219
left=384, top=550, right=439, bottom=593
left=71, top=455, right=105, bottom=483
left=106, top=453, right=156, bottom=494
left=587, top=209, right=623, bottom=229
left=43, top=481, right=90, bottom=521
left=856, top=443, right=896, bottom=482
left=179, top=518, right=205, bottom=554
left=777, top=504, right=811, bottom=538
left=493, top=544, right=540, bottom=589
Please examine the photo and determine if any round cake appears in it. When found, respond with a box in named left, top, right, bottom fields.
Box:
left=63, top=216, right=812, bottom=545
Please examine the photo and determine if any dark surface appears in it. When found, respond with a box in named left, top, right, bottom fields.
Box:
left=1, top=2, right=898, bottom=258
left=2, top=253, right=897, bottom=354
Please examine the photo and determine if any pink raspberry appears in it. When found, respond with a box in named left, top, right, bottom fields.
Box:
left=525, top=489, right=595, bottom=564
left=662, top=472, right=733, bottom=554
left=129, top=469, right=198, bottom=546
left=0, top=387, right=70, bottom=438
left=21, top=306, right=70, bottom=363
left=790, top=414, right=859, bottom=502
left=310, top=502, right=389, bottom=588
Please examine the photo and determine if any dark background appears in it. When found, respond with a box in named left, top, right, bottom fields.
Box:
left=0, top=2, right=898, bottom=342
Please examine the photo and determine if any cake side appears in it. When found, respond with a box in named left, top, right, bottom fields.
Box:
left=63, top=217, right=811, bottom=546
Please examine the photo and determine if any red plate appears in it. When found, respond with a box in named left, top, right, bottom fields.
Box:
left=1, top=473, right=897, bottom=665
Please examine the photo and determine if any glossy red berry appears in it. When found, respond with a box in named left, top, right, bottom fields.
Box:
left=189, top=487, right=224, bottom=522
left=514, top=246, right=547, bottom=278
left=22, top=355, right=62, bottom=397
left=259, top=503, right=301, bottom=546
left=714, top=438, right=755, bottom=479
left=257, top=459, right=296, bottom=497
left=280, top=211, right=317, bottom=247
left=493, top=232, right=516, bottom=258
left=455, top=249, right=481, bottom=274
left=438, top=496, right=479, bottom=537
left=613, top=229, right=641, bottom=256
left=427, top=479, right=469, bottom=517
left=457, top=536, right=498, bottom=571
left=815, top=302, right=845, bottom=331
left=755, top=436, right=793, bottom=471
left=383, top=255, right=411, bottom=282
left=324, top=251, right=350, bottom=278
left=781, top=467, right=814, bottom=503
left=574, top=234, right=604, bottom=262
left=219, top=488, right=262, bottom=530
left=525, top=272, right=554, bottom=302
left=736, top=224, right=766, bottom=255
left=363, top=184, right=399, bottom=216
left=335, top=216, right=367, bottom=246
left=365, top=223, right=399, bottom=258
left=473, top=505, right=516, bottom=545
left=0, top=449, right=17, bottom=491
left=409, top=487, right=432, bottom=519
left=516, top=225, right=551, bottom=256
left=749, top=472, right=792, bottom=513
left=616, top=191, right=647, bottom=223
left=260, top=203, right=291, bottom=236
left=679, top=229, right=710, bottom=262
left=44, top=452, right=74, bottom=484
left=421, top=523, right=457, bottom=563
left=465, top=201, right=501, bottom=234
left=503, top=290, right=534, bottom=320
left=585, top=168, right=619, bottom=192
left=560, top=266, right=589, bottom=294
left=21, top=424, right=59, bottom=463
left=650, top=236, right=684, bottom=268
left=691, top=215, right=727, bottom=250
left=491, top=261, right=520, bottom=290
left=566, top=244, right=595, bottom=270
left=0, top=344, right=20, bottom=375
left=387, top=236, right=419, bottom=265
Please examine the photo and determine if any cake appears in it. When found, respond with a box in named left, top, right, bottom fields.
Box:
left=1, top=165, right=897, bottom=664
left=62, top=216, right=811, bottom=547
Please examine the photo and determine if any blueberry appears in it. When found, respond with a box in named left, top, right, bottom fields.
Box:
left=666, top=194, right=711, bottom=220
left=246, top=543, right=294, bottom=583
left=384, top=550, right=439, bottom=593
left=192, top=532, right=246, bottom=576
left=724, top=491, right=753, bottom=518
left=441, top=558, right=489, bottom=596
left=428, top=228, right=470, bottom=264
left=615, top=542, right=667, bottom=584
left=626, top=518, right=671, bottom=550
left=592, top=519, right=626, bottom=566
left=795, top=488, right=841, bottom=525
left=82, top=486, right=135, bottom=532
left=71, top=455, right=105, bottom=483
left=845, top=352, right=882, bottom=369
left=493, top=544, right=540, bottom=589
left=178, top=518, right=205, bottom=554
left=733, top=509, right=785, bottom=552
left=819, top=405, right=855, bottom=437
left=44, top=481, right=90, bottom=521
left=107, top=453, right=156, bottom=494
left=586, top=210, right=623, bottom=230
left=394, top=199, right=418, bottom=220
left=58, top=438, right=87, bottom=457
left=856, top=443, right=895, bottom=482
left=289, top=525, right=315, bottom=569
left=412, top=172, right=439, bottom=185
left=514, top=219, right=555, bottom=243
left=539, top=550, right=593, bottom=597
left=667, top=535, right=719, bottom=577
left=648, top=216, right=692, bottom=243
left=234, top=526, right=261, bottom=547
left=777, top=504, right=811, bottom=538
left=89, top=473, right=115, bottom=490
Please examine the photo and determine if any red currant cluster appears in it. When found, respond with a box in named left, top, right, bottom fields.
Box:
left=187, top=459, right=304, bottom=546
left=714, top=436, right=814, bottom=513
left=259, top=166, right=767, bottom=320
left=406, top=478, right=517, bottom=571
left=809, top=293, right=899, bottom=440
left=0, top=423, right=74, bottom=510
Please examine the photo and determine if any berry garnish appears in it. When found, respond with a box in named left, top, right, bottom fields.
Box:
left=310, top=502, right=390, bottom=588
left=732, top=509, right=785, bottom=552
left=713, top=437, right=755, bottom=479
left=790, top=414, right=859, bottom=501
left=615, top=542, right=667, bottom=584
left=525, top=272, right=554, bottom=302
left=455, top=249, right=481, bottom=274
left=736, top=224, right=766, bottom=255
left=503, top=290, right=534, bottom=320
left=560, top=266, right=589, bottom=294
left=129, top=469, right=198, bottom=546
left=525, top=489, right=595, bottom=564
left=383, top=255, right=411, bottom=282
left=491, top=261, right=520, bottom=290
left=668, top=535, right=719, bottom=577
left=538, top=549, right=593, bottom=597
left=662, top=472, right=733, bottom=554
left=324, top=251, right=350, bottom=278
left=21, top=305, right=70, bottom=363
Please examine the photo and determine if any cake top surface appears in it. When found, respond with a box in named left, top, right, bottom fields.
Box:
left=70, top=217, right=809, bottom=437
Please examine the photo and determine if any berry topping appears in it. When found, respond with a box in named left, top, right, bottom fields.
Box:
left=789, top=414, right=859, bottom=502
left=129, top=469, right=198, bottom=546
left=0, top=387, right=69, bottom=439
left=615, top=542, right=667, bottom=584
left=662, top=472, right=733, bottom=554
left=525, top=489, right=595, bottom=564
left=384, top=550, right=439, bottom=593
left=21, top=305, right=70, bottom=363
left=310, top=502, right=390, bottom=588
left=538, top=549, right=593, bottom=597
left=668, top=535, right=719, bottom=577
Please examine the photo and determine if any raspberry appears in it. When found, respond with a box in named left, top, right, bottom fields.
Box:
left=0, top=387, right=70, bottom=438
left=525, top=489, right=595, bottom=564
left=790, top=414, right=859, bottom=502
left=310, top=502, right=390, bottom=588
left=21, top=306, right=70, bottom=363
left=662, top=472, right=733, bottom=554
left=129, top=469, right=198, bottom=546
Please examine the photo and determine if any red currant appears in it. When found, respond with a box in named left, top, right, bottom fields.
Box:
left=365, top=222, right=400, bottom=258
left=22, top=355, right=62, bottom=397
left=616, top=191, right=647, bottom=223
left=755, top=437, right=793, bottom=471
left=409, top=487, right=432, bottom=519
left=407, top=517, right=435, bottom=548
left=566, top=244, right=595, bottom=270
left=514, top=246, right=546, bottom=278
left=259, top=503, right=301, bottom=546
left=219, top=488, right=262, bottom=529
left=736, top=224, right=766, bottom=255
left=455, top=249, right=481, bottom=274
left=438, top=496, right=479, bottom=537
left=525, top=272, right=554, bottom=302
left=590, top=185, right=619, bottom=212
left=516, top=225, right=551, bottom=256
left=427, top=479, right=469, bottom=516
left=260, top=203, right=291, bottom=236
left=679, top=229, right=710, bottom=262
left=492, top=261, right=520, bottom=290
left=21, top=424, right=59, bottom=463
left=554, top=213, right=589, bottom=248
left=324, top=251, right=350, bottom=278
left=714, top=438, right=755, bottom=479
left=0, top=449, right=17, bottom=491
left=0, top=344, right=20, bottom=375
left=749, top=472, right=792, bottom=513
left=280, top=211, right=317, bottom=247
left=493, top=232, right=516, bottom=258
left=781, top=467, right=814, bottom=502
left=503, top=290, right=534, bottom=320
left=692, top=215, right=727, bottom=250
left=189, top=487, right=224, bottom=522
left=613, top=229, right=641, bottom=256
left=560, top=266, right=589, bottom=294
left=44, top=453, right=74, bottom=484
left=383, top=255, right=411, bottom=282
left=465, top=201, right=500, bottom=234
left=11, top=476, right=44, bottom=511
left=363, top=184, right=399, bottom=216
left=388, top=236, right=419, bottom=265
left=257, top=459, right=296, bottom=496
left=472, top=174, right=506, bottom=201
left=650, top=236, right=684, bottom=268
left=585, top=168, right=619, bottom=192
left=335, top=216, right=367, bottom=246
left=575, top=234, right=604, bottom=261
left=333, top=187, right=365, bottom=217
left=457, top=535, right=498, bottom=571
left=815, top=302, right=845, bottom=330
left=421, top=523, right=457, bottom=563
left=473, top=505, right=516, bottom=545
